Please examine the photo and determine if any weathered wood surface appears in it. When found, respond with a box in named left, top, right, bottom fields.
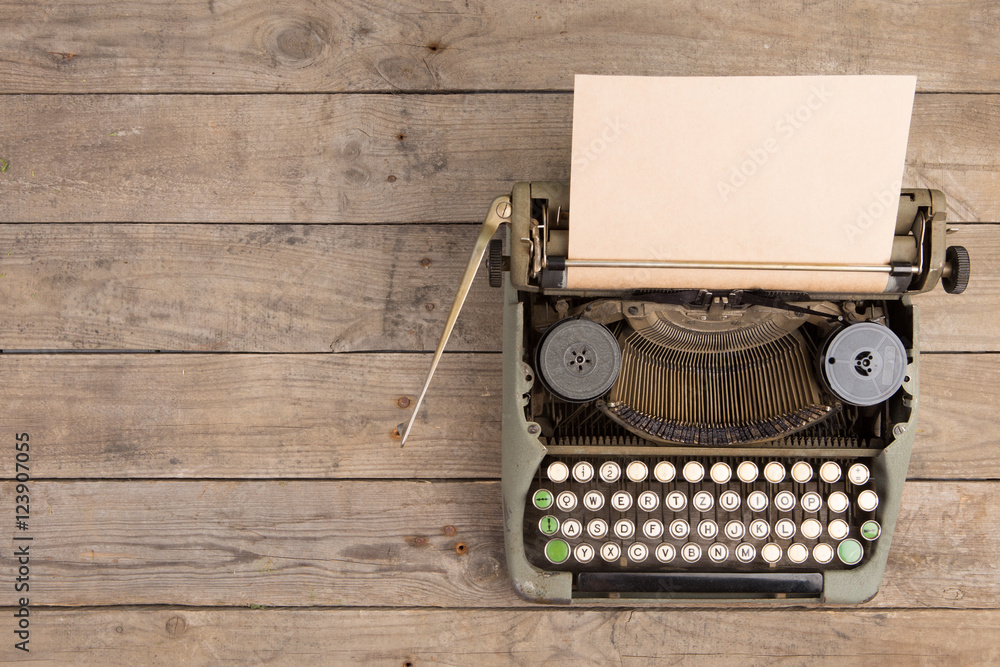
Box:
left=4, top=608, right=997, bottom=665
left=0, top=479, right=994, bottom=609
left=1, top=1, right=998, bottom=94
left=0, top=353, right=993, bottom=480
left=0, top=223, right=991, bottom=353
left=0, top=94, right=997, bottom=223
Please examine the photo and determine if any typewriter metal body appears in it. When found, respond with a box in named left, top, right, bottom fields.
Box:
left=404, top=181, right=969, bottom=604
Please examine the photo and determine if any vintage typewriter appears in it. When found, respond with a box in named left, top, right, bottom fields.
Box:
left=402, top=181, right=969, bottom=603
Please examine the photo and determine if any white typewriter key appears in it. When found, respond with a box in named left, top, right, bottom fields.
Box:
left=614, top=519, right=635, bottom=539
left=857, top=489, right=879, bottom=512
left=761, top=543, right=783, bottom=564
left=747, top=491, right=769, bottom=512
left=774, top=491, right=796, bottom=512
left=637, top=491, right=660, bottom=512
left=719, top=490, right=741, bottom=512
left=556, top=491, right=578, bottom=512
left=813, top=543, right=835, bottom=564
left=681, top=543, right=702, bottom=563
left=698, top=520, right=719, bottom=540
left=599, top=461, right=622, bottom=483
left=764, top=461, right=786, bottom=483
left=627, top=542, right=649, bottom=563
left=643, top=519, right=664, bottom=540
left=775, top=518, right=797, bottom=540
left=848, top=463, right=871, bottom=485
left=665, top=491, right=687, bottom=512
left=574, top=543, right=595, bottom=564
left=791, top=461, right=813, bottom=483
left=600, top=542, right=621, bottom=563
left=801, top=492, right=823, bottom=513
left=626, top=460, right=648, bottom=482
left=708, top=543, right=729, bottom=563
left=611, top=490, right=633, bottom=512
left=655, top=543, right=676, bottom=563
left=749, top=519, right=770, bottom=540
left=828, top=491, right=849, bottom=514
left=669, top=519, right=690, bottom=539
left=654, top=461, right=676, bottom=483
left=547, top=461, right=570, bottom=483
left=737, top=461, right=759, bottom=483
left=572, top=461, right=595, bottom=483
left=692, top=491, right=714, bottom=512
left=735, top=542, right=756, bottom=563
left=583, top=490, right=605, bottom=511
left=587, top=518, right=609, bottom=540
left=725, top=520, right=746, bottom=541
left=787, top=542, right=809, bottom=564
left=819, top=461, right=842, bottom=484
left=710, top=462, right=732, bottom=484
left=801, top=518, right=823, bottom=540
left=828, top=519, right=850, bottom=541
left=561, top=519, right=582, bottom=539
left=683, top=460, right=705, bottom=483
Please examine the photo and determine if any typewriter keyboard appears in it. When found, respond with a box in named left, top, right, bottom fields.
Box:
left=524, top=455, right=881, bottom=572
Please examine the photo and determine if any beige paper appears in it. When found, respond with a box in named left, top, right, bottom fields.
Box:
left=567, top=75, right=916, bottom=293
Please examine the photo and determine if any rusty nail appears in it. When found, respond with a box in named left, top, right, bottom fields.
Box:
left=454, top=542, right=468, bottom=555
left=425, top=303, right=435, bottom=311
left=420, top=258, right=431, bottom=268
left=387, top=175, right=397, bottom=182
left=397, top=396, right=411, bottom=408
left=443, top=525, right=457, bottom=536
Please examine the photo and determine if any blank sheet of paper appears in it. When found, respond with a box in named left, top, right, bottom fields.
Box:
left=567, top=75, right=916, bottom=293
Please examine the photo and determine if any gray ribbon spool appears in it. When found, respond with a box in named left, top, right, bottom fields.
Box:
left=822, top=322, right=908, bottom=406
left=537, top=318, right=622, bottom=402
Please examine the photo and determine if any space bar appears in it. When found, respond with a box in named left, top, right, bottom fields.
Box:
left=576, top=572, right=823, bottom=596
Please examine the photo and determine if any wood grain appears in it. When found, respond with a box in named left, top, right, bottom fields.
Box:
left=0, top=94, right=997, bottom=223
left=0, top=479, right=994, bottom=609
left=1, top=1, right=998, bottom=94
left=4, top=608, right=997, bottom=665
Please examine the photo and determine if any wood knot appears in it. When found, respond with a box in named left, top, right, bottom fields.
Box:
left=165, top=616, right=187, bottom=637
left=426, top=42, right=442, bottom=52
left=261, top=18, right=328, bottom=67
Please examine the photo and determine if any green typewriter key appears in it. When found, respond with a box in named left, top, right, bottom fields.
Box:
left=539, top=515, right=560, bottom=536
left=545, top=539, right=571, bottom=564
left=532, top=489, right=554, bottom=510
left=838, top=538, right=864, bottom=565
left=861, top=520, right=882, bottom=540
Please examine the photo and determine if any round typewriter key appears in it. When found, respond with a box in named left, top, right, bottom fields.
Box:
left=655, top=543, right=676, bottom=563
left=837, top=538, right=864, bottom=565
left=665, top=491, right=687, bottom=512
left=828, top=491, right=849, bottom=514
left=828, top=519, right=850, bottom=541
left=791, top=461, right=813, bottom=483
left=561, top=518, right=582, bottom=539
left=725, top=520, right=746, bottom=540
left=801, top=518, right=823, bottom=540
left=683, top=461, right=705, bottom=483
left=574, top=543, right=595, bottom=563
left=654, top=461, right=676, bottom=483
left=708, top=543, right=729, bottom=563
left=737, top=461, right=759, bottom=483
left=638, top=491, right=659, bottom=512
left=813, top=543, right=835, bottom=564
left=545, top=539, right=571, bottom=564
left=539, top=515, right=559, bottom=536
left=681, top=543, right=702, bottom=563
left=627, top=542, right=649, bottom=563
left=719, top=490, right=741, bottom=512
left=761, top=543, right=782, bottom=564
left=669, top=519, right=690, bottom=539
left=787, top=542, right=809, bottom=564
left=611, top=491, right=633, bottom=512
left=749, top=519, right=770, bottom=540
left=626, top=460, right=648, bottom=482
left=774, top=491, right=796, bottom=512
left=587, top=518, right=609, bottom=539
left=747, top=491, right=769, bottom=512
left=600, top=542, right=621, bottom=563
left=556, top=491, right=578, bottom=512
left=643, top=519, right=664, bottom=539
left=692, top=491, right=714, bottom=512
left=775, top=518, right=796, bottom=540
left=801, top=492, right=823, bottom=513
left=583, top=490, right=605, bottom=511
left=764, top=461, right=785, bottom=483
left=848, top=463, right=871, bottom=485
left=532, top=489, right=553, bottom=510
left=599, top=461, right=622, bottom=483
left=572, top=461, right=595, bottom=483
left=861, top=520, right=882, bottom=540
left=857, top=489, right=879, bottom=512
left=735, top=542, right=756, bottom=563
left=819, top=461, right=842, bottom=484
left=614, top=519, right=635, bottom=539
left=710, top=462, right=732, bottom=484
left=547, top=461, right=570, bottom=483
left=698, top=520, right=719, bottom=540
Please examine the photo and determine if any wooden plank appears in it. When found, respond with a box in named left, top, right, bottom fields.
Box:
left=0, top=94, right=997, bottom=223
left=4, top=608, right=998, bottom=665
left=1, top=1, right=998, bottom=94
left=0, top=353, right=992, bottom=480
left=0, top=479, right=995, bottom=608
